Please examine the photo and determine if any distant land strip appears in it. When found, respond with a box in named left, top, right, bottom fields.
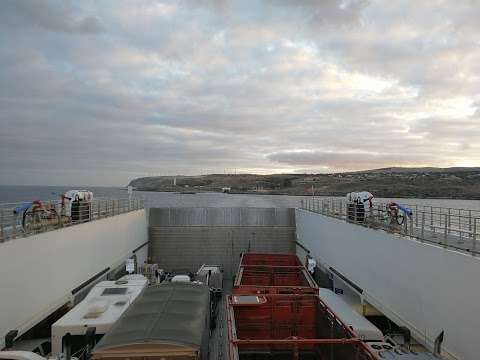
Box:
left=128, top=167, right=480, bottom=200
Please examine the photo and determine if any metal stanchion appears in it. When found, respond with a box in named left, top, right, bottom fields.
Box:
left=12, top=212, right=17, bottom=239
left=443, top=214, right=448, bottom=248
left=469, top=210, right=472, bottom=235
left=447, top=208, right=451, bottom=234
left=415, top=205, right=418, bottom=227
left=421, top=212, right=425, bottom=241
left=430, top=207, right=434, bottom=229
left=472, top=218, right=477, bottom=256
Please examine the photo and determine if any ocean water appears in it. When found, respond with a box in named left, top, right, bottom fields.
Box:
left=2, top=186, right=480, bottom=211
left=0, top=185, right=128, bottom=204
left=137, top=191, right=480, bottom=211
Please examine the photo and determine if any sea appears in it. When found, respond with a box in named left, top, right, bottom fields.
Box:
left=1, top=185, right=480, bottom=211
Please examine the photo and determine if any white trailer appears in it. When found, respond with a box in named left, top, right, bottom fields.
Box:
left=51, top=275, right=147, bottom=356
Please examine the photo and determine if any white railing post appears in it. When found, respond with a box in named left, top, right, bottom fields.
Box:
left=421, top=211, right=425, bottom=241
left=472, top=218, right=477, bottom=256
left=469, top=210, right=472, bottom=235
left=96, top=200, right=99, bottom=218
left=12, top=212, right=17, bottom=239
left=57, top=209, right=63, bottom=228
left=447, top=208, right=451, bottom=234
left=415, top=204, right=418, bottom=227
left=443, top=214, right=448, bottom=248
left=430, top=207, right=434, bottom=229
left=409, top=215, right=413, bottom=236
left=458, top=211, right=462, bottom=233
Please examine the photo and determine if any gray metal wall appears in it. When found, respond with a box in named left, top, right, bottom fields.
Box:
left=148, top=207, right=296, bottom=277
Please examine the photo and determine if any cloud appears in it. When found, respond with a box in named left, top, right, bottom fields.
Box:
left=267, top=150, right=441, bottom=171
left=0, top=0, right=479, bottom=186
left=267, top=0, right=369, bottom=26
left=0, top=0, right=104, bottom=34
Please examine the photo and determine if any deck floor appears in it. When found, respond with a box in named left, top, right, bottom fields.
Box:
left=348, top=216, right=480, bottom=256
left=411, top=227, right=479, bottom=255
left=209, top=280, right=231, bottom=360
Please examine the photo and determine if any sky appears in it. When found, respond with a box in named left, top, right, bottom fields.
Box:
left=0, top=0, right=479, bottom=186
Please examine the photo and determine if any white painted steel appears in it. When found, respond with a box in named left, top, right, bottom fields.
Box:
left=318, top=288, right=384, bottom=342
left=51, top=276, right=147, bottom=355
left=299, top=198, right=480, bottom=255
left=0, top=210, right=148, bottom=349
left=0, top=198, right=144, bottom=242
left=296, top=209, right=480, bottom=360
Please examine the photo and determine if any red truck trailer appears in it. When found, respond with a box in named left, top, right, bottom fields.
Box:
left=227, top=294, right=377, bottom=360
left=234, top=253, right=318, bottom=295
left=239, top=253, right=303, bottom=267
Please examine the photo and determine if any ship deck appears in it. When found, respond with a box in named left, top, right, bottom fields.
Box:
left=209, top=280, right=231, bottom=360
left=301, top=199, right=480, bottom=256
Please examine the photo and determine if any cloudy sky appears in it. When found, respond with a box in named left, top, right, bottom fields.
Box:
left=1, top=0, right=479, bottom=186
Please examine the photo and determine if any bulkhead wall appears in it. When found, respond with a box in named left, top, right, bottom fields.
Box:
left=148, top=207, right=296, bottom=277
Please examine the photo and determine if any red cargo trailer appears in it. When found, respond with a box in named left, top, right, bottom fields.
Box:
left=239, top=253, right=303, bottom=267
left=235, top=253, right=318, bottom=295
left=234, top=265, right=318, bottom=295
left=227, top=294, right=377, bottom=360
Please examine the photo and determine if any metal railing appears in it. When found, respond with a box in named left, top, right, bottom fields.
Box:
left=0, top=197, right=144, bottom=242
left=300, top=198, right=480, bottom=256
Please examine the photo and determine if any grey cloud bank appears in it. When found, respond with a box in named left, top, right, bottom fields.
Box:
left=0, top=0, right=479, bottom=186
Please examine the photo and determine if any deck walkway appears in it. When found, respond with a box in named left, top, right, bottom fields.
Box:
left=410, top=227, right=478, bottom=254
left=209, top=280, right=231, bottom=360
left=0, top=197, right=143, bottom=242
left=301, top=198, right=480, bottom=256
